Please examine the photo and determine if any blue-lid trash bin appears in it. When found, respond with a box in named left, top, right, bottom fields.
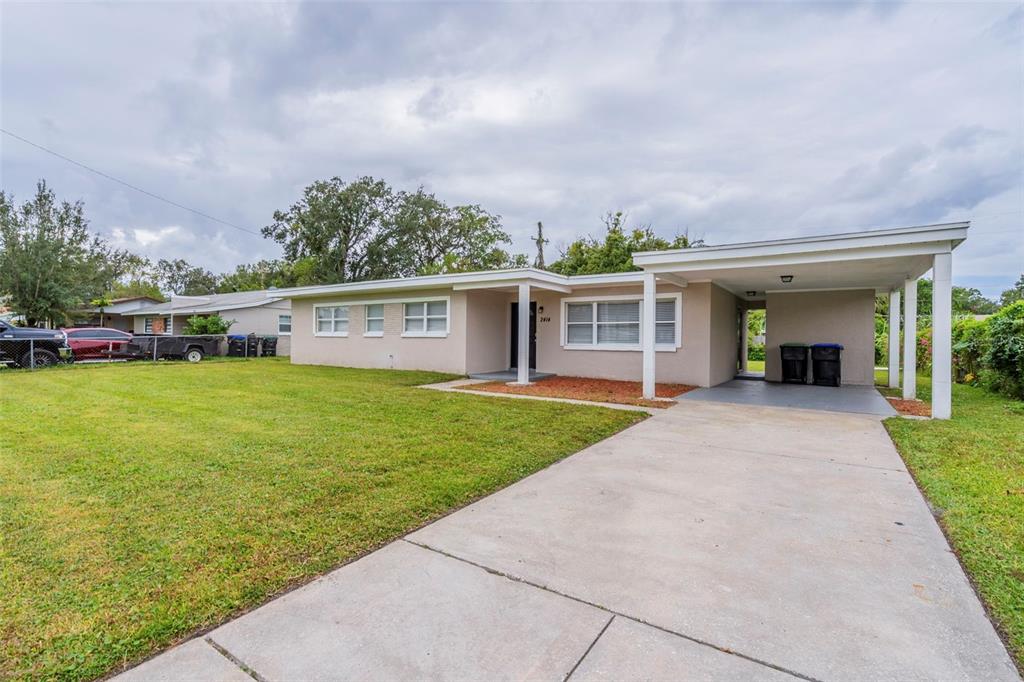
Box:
left=811, top=343, right=844, bottom=387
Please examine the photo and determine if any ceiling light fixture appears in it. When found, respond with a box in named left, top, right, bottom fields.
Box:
left=780, top=275, right=794, bottom=283
left=746, top=290, right=757, bottom=297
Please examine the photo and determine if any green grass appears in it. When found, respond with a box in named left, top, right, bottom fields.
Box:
left=0, top=359, right=644, bottom=680
left=882, top=374, right=1024, bottom=668
left=745, top=359, right=765, bottom=372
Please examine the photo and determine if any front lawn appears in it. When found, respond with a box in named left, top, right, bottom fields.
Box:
left=883, top=375, right=1024, bottom=668
left=0, top=360, right=643, bottom=680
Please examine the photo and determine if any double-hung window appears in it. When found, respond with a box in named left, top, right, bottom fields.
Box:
left=563, top=296, right=679, bottom=350
left=315, top=305, right=349, bottom=336
left=278, top=314, right=292, bottom=335
left=364, top=304, right=384, bottom=336
left=403, top=299, right=448, bottom=336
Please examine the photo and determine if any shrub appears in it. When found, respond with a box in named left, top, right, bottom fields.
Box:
left=983, top=301, right=1024, bottom=399
left=916, top=328, right=932, bottom=372
left=952, top=317, right=989, bottom=383
left=184, top=314, right=233, bottom=335
left=747, top=343, right=765, bottom=361
left=875, top=331, right=887, bottom=365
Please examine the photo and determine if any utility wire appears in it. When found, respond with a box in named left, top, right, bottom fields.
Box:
left=0, top=128, right=262, bottom=237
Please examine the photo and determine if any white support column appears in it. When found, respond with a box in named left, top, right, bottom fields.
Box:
left=739, top=309, right=749, bottom=373
left=902, top=278, right=917, bottom=400
left=642, top=272, right=656, bottom=399
left=932, top=252, right=953, bottom=419
left=888, top=290, right=901, bottom=388
left=516, top=282, right=531, bottom=385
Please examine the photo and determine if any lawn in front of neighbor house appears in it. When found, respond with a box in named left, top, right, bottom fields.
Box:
left=0, top=359, right=644, bottom=681
left=881, top=372, right=1024, bottom=668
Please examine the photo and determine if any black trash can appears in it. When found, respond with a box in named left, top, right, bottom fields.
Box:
left=811, top=343, right=844, bottom=387
left=260, top=336, right=277, bottom=357
left=780, top=343, right=810, bottom=384
left=227, top=334, right=247, bottom=357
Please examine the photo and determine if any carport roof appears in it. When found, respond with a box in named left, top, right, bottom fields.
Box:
left=632, top=222, right=969, bottom=300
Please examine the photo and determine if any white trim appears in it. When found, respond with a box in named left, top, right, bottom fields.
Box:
left=401, top=297, right=450, bottom=338
left=764, top=286, right=879, bottom=294
left=278, top=314, right=292, bottom=336
left=313, top=303, right=350, bottom=337
left=558, top=292, right=682, bottom=352
left=309, top=295, right=447, bottom=308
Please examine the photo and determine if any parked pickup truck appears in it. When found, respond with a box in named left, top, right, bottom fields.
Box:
left=121, top=335, right=223, bottom=363
left=0, top=320, right=74, bottom=368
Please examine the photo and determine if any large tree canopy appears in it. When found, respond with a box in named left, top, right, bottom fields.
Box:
left=0, top=181, right=136, bottom=325
left=262, top=176, right=525, bottom=282
left=548, top=211, right=704, bottom=276
left=155, top=258, right=218, bottom=296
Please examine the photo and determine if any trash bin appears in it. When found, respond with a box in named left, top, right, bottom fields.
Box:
left=260, top=336, right=277, bottom=357
left=811, top=343, right=844, bottom=387
left=227, top=334, right=247, bottom=357
left=780, top=343, right=810, bottom=384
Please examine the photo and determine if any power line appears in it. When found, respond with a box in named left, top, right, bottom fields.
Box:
left=0, top=128, right=262, bottom=237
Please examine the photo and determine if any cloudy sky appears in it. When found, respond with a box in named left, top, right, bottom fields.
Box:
left=1, top=2, right=1021, bottom=297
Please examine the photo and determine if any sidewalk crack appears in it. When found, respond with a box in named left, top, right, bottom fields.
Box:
left=205, top=636, right=269, bottom=682
left=564, top=614, right=615, bottom=680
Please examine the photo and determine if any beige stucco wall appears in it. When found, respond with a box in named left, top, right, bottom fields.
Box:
left=531, top=282, right=713, bottom=386
left=708, top=284, right=740, bottom=386
left=289, top=288, right=468, bottom=374
left=465, top=290, right=512, bottom=374
left=764, top=289, right=876, bottom=385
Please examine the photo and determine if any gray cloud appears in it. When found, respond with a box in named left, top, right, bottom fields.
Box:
left=1, top=1, right=1020, bottom=298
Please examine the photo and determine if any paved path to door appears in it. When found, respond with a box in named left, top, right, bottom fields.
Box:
left=119, top=402, right=1018, bottom=681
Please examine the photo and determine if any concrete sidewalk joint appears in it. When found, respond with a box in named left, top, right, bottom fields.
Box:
left=565, top=615, right=616, bottom=681
left=205, top=637, right=267, bottom=682
left=402, top=539, right=816, bottom=682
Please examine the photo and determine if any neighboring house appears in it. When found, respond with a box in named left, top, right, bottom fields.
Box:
left=123, top=290, right=292, bottom=356
left=280, top=223, right=968, bottom=419
left=74, top=296, right=164, bottom=332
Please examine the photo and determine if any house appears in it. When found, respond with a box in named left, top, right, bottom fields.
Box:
left=73, top=296, right=164, bottom=332
left=123, top=290, right=293, bottom=355
left=280, top=222, right=968, bottom=419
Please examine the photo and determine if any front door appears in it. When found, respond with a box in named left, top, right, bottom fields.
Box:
left=509, top=302, right=537, bottom=370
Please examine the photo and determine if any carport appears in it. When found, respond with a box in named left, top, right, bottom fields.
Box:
left=632, top=222, right=970, bottom=418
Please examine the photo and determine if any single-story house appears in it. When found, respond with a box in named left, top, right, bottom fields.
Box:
left=123, top=290, right=293, bottom=355
left=280, top=223, right=968, bottom=418
left=73, top=296, right=164, bottom=332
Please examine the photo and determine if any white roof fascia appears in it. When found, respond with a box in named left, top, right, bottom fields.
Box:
left=632, top=222, right=969, bottom=268
left=126, top=298, right=283, bottom=316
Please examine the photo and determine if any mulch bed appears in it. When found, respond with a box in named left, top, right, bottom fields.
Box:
left=458, top=376, right=697, bottom=409
left=887, top=397, right=932, bottom=417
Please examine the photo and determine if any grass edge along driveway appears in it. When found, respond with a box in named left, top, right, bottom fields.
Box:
left=0, top=359, right=644, bottom=681
left=882, top=374, right=1024, bottom=671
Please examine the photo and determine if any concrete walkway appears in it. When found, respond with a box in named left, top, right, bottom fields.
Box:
left=118, top=402, right=1018, bottom=681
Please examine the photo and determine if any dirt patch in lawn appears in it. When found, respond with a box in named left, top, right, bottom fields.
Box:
left=886, top=397, right=932, bottom=417
left=459, top=376, right=697, bottom=408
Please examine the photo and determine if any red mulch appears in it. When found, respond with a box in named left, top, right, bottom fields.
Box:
left=459, top=376, right=697, bottom=409
left=886, top=397, right=932, bottom=417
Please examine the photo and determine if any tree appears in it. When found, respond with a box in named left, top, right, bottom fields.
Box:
left=1000, top=274, right=1024, bottom=308
left=263, top=177, right=525, bottom=282
left=156, top=258, right=217, bottom=296
left=952, top=286, right=998, bottom=315
left=215, top=259, right=318, bottom=292
left=549, top=211, right=704, bottom=275
left=0, top=181, right=136, bottom=325
left=89, top=296, right=111, bottom=326
left=262, top=176, right=396, bottom=283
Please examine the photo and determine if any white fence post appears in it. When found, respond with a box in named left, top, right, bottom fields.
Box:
left=29, top=339, right=35, bottom=370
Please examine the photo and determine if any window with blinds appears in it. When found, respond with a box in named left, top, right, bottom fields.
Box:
left=563, top=297, right=678, bottom=349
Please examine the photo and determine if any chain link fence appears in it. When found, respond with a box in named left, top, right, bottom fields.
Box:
left=1, top=333, right=283, bottom=371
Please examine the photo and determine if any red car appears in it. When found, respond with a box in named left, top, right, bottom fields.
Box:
left=62, top=327, right=133, bottom=361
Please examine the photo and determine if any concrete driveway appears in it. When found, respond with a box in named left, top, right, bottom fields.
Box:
left=119, top=401, right=1019, bottom=681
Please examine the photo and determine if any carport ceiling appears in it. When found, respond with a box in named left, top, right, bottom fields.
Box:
left=670, top=254, right=936, bottom=300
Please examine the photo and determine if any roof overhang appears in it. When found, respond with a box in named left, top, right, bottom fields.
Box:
left=632, top=222, right=969, bottom=300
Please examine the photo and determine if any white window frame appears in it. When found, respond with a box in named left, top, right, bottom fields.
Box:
left=559, top=293, right=681, bottom=352
left=364, top=303, right=385, bottom=337
left=278, top=314, right=292, bottom=335
left=401, top=296, right=450, bottom=338
left=313, top=304, right=350, bottom=337
left=144, top=316, right=172, bottom=335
